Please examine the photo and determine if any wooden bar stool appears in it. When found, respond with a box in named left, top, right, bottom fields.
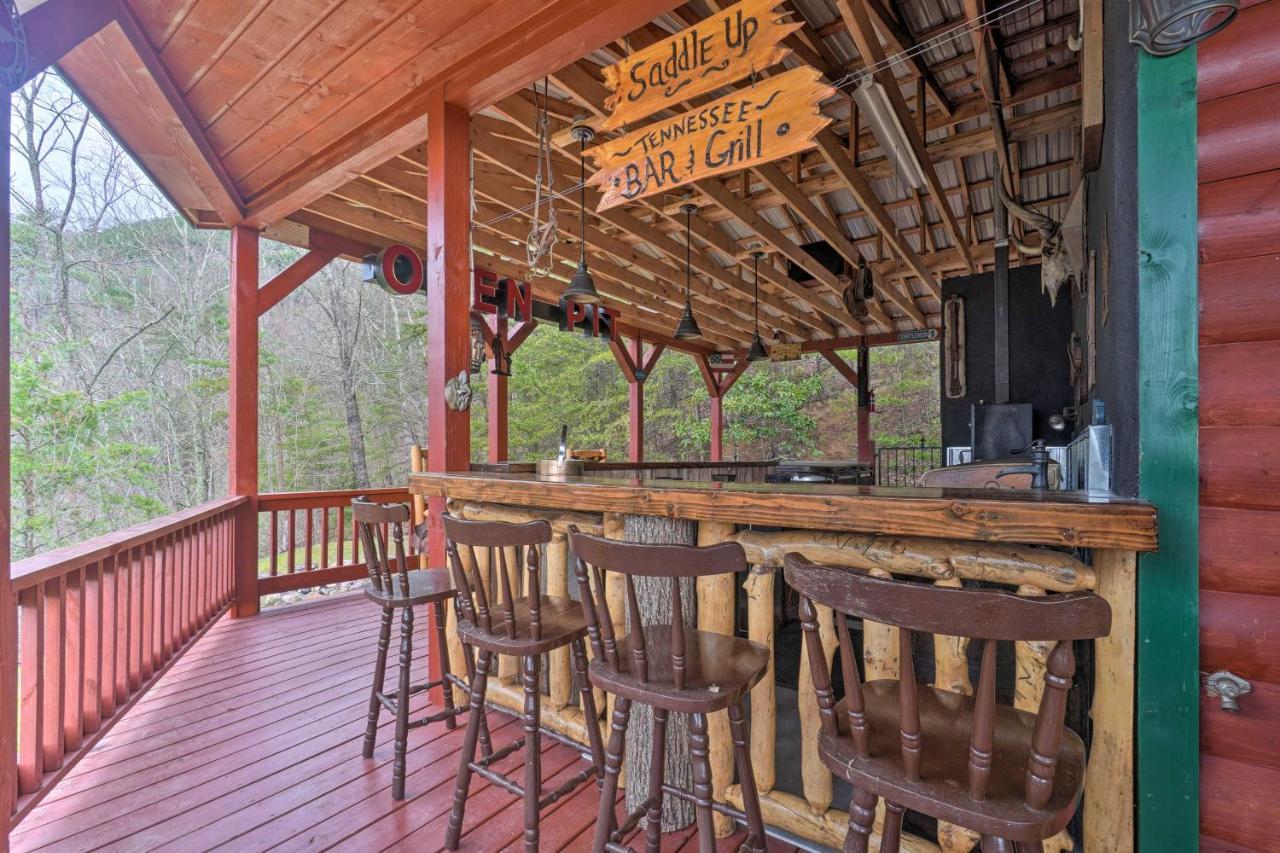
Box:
left=567, top=528, right=770, bottom=853
left=443, top=513, right=606, bottom=852
left=783, top=553, right=1112, bottom=853
left=353, top=498, right=487, bottom=801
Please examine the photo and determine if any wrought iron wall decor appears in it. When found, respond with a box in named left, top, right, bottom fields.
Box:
left=944, top=295, right=966, bottom=399
left=0, top=0, right=27, bottom=93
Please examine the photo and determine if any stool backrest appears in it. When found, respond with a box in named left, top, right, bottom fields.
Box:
left=783, top=552, right=1111, bottom=810
left=443, top=513, right=552, bottom=641
left=567, top=528, right=747, bottom=689
left=352, top=498, right=414, bottom=598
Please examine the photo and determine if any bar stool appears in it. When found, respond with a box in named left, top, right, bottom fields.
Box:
left=567, top=527, right=770, bottom=853
left=443, top=513, right=606, bottom=852
left=783, top=553, right=1111, bottom=853
left=353, top=498, right=485, bottom=801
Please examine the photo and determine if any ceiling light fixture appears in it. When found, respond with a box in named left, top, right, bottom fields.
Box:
left=849, top=77, right=925, bottom=191
left=674, top=202, right=702, bottom=340
left=562, top=121, right=601, bottom=305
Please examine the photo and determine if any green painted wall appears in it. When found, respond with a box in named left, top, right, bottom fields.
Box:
left=1136, top=47, right=1200, bottom=852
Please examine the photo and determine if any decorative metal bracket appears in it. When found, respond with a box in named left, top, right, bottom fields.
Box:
left=1203, top=670, right=1251, bottom=712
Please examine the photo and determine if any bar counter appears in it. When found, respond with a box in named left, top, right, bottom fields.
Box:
left=408, top=468, right=1155, bottom=852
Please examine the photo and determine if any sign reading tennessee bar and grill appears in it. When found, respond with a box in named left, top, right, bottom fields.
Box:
left=598, top=0, right=800, bottom=132
left=585, top=66, right=833, bottom=211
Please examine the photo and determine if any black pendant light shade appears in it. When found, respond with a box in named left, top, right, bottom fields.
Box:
left=675, top=301, right=702, bottom=340
left=563, top=123, right=600, bottom=305
left=673, top=202, right=701, bottom=340
left=745, top=249, right=768, bottom=361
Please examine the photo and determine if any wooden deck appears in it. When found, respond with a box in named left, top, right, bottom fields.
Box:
left=10, top=593, right=805, bottom=852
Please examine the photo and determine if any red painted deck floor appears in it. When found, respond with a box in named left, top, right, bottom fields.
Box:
left=10, top=593, right=803, bottom=852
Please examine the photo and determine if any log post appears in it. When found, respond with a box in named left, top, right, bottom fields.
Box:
left=547, top=533, right=571, bottom=709
left=623, top=514, right=697, bottom=830
left=932, top=578, right=979, bottom=853
left=744, top=568, right=776, bottom=794
left=696, top=520, right=736, bottom=835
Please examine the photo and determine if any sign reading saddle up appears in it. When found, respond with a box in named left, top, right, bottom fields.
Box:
left=586, top=66, right=833, bottom=211
left=598, top=0, right=801, bottom=132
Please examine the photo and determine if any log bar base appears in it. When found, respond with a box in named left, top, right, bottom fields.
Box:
left=414, top=473, right=1156, bottom=851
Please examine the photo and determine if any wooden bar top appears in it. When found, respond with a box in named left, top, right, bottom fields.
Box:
left=409, top=471, right=1158, bottom=552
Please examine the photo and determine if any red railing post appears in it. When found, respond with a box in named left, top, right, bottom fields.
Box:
left=229, top=225, right=260, bottom=617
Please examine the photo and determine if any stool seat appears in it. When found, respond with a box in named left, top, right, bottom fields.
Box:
left=455, top=594, right=588, bottom=655
left=589, top=628, right=769, bottom=713
left=825, top=683, right=1086, bottom=841
left=362, top=568, right=455, bottom=608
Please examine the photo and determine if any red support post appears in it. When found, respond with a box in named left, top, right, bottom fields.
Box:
left=425, top=91, right=472, bottom=703
left=488, top=315, right=508, bottom=463
left=228, top=226, right=260, bottom=617
left=857, top=345, right=872, bottom=464
left=710, top=396, right=724, bottom=462
left=1, top=96, right=16, bottom=848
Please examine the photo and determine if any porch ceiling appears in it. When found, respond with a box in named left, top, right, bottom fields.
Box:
left=47, top=0, right=1086, bottom=350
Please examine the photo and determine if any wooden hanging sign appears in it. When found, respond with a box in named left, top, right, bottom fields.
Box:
left=586, top=66, right=833, bottom=211
left=599, top=0, right=800, bottom=132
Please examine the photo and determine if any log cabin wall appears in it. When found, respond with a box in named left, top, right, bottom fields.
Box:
left=1197, top=2, right=1280, bottom=848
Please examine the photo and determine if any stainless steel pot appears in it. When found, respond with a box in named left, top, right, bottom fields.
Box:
left=536, top=459, right=584, bottom=479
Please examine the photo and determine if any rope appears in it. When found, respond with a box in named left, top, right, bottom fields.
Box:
left=525, top=77, right=558, bottom=277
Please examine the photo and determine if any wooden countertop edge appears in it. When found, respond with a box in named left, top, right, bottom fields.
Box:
left=409, top=472, right=1158, bottom=552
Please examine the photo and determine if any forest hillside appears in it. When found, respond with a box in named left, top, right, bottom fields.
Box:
left=8, top=73, right=939, bottom=560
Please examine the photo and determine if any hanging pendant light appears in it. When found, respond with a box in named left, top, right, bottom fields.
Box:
left=562, top=122, right=601, bottom=305
left=674, top=202, right=702, bottom=340
left=746, top=249, right=769, bottom=362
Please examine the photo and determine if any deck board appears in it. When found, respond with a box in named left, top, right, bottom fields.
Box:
left=13, top=593, right=795, bottom=852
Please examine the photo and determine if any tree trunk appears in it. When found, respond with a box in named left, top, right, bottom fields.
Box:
left=342, top=385, right=370, bottom=489
left=622, top=514, right=697, bottom=831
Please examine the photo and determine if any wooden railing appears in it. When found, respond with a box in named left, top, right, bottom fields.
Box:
left=8, top=496, right=244, bottom=819
left=256, top=487, right=415, bottom=597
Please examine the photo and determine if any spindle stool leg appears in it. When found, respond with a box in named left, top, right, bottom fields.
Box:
left=459, top=639, right=494, bottom=758
left=881, top=801, right=906, bottom=853
left=391, top=604, right=414, bottom=800
left=644, top=707, right=669, bottom=853
left=845, top=788, right=878, bottom=853
left=689, top=712, right=716, bottom=853
left=593, top=696, right=632, bottom=852
left=571, top=638, right=605, bottom=773
left=728, top=701, right=767, bottom=853
left=363, top=607, right=393, bottom=758
left=522, top=654, right=542, bottom=853
left=980, top=837, right=1013, bottom=853
left=435, top=600, right=457, bottom=729
left=446, top=649, right=492, bottom=850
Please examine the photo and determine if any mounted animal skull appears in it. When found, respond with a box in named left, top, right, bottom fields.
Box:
left=996, top=178, right=1083, bottom=307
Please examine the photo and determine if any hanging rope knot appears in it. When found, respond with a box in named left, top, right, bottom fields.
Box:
left=526, top=78, right=558, bottom=278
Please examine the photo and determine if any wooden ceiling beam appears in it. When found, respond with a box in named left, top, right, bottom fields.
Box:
left=962, top=0, right=1014, bottom=184
left=863, top=0, right=954, bottom=118
left=696, top=178, right=865, bottom=335
left=813, top=129, right=940, bottom=302
left=835, top=0, right=974, bottom=273
left=472, top=117, right=833, bottom=338
left=472, top=214, right=749, bottom=350
left=752, top=161, right=920, bottom=328
left=471, top=176, right=778, bottom=341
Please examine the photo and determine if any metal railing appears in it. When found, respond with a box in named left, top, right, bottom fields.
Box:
left=875, top=440, right=943, bottom=486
